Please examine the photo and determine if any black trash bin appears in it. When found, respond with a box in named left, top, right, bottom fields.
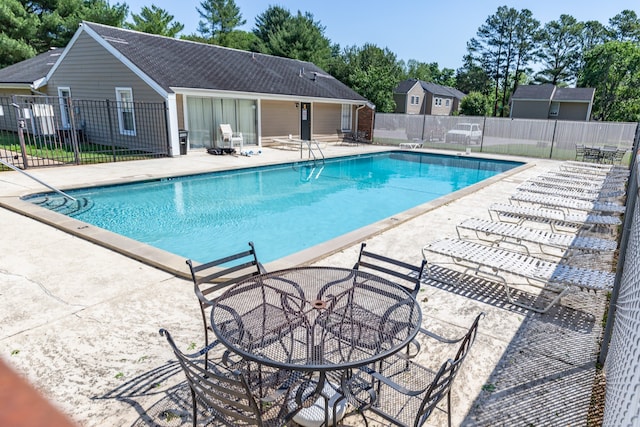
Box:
left=178, top=130, right=188, bottom=155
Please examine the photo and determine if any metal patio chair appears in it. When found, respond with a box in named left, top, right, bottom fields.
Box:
left=353, top=242, right=427, bottom=296
left=159, top=328, right=293, bottom=427
left=186, top=242, right=266, bottom=368
left=341, top=313, right=483, bottom=427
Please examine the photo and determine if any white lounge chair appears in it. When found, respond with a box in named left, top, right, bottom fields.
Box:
left=219, top=123, right=243, bottom=152
left=422, top=238, right=615, bottom=313
left=510, top=192, right=626, bottom=215
left=517, top=182, right=626, bottom=202
left=489, top=202, right=622, bottom=232
left=560, top=161, right=630, bottom=177
left=456, top=217, right=617, bottom=257
left=544, top=170, right=629, bottom=185
left=529, top=175, right=626, bottom=191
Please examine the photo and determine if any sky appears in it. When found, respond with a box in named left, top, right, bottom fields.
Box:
left=121, top=0, right=640, bottom=70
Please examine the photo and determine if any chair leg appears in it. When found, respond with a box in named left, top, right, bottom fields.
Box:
left=447, top=390, right=452, bottom=427
left=190, top=388, right=197, bottom=427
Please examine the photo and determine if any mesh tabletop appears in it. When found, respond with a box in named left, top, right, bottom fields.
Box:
left=210, top=267, right=422, bottom=371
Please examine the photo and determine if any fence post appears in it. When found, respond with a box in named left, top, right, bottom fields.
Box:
left=68, top=98, right=81, bottom=165
left=480, top=116, right=486, bottom=152
left=106, top=99, right=117, bottom=162
left=550, top=120, right=558, bottom=159
left=11, top=96, right=29, bottom=169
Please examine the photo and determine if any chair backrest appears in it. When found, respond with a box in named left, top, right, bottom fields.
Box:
left=187, top=242, right=266, bottom=306
left=186, top=242, right=266, bottom=367
left=159, top=328, right=265, bottom=426
left=353, top=242, right=426, bottom=295
left=219, top=123, right=233, bottom=140
left=416, top=313, right=483, bottom=424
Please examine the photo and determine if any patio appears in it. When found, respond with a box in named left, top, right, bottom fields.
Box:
left=0, top=144, right=611, bottom=426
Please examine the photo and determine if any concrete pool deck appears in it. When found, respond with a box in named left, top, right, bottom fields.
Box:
left=0, top=144, right=610, bottom=426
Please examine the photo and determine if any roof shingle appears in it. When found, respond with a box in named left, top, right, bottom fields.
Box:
left=84, top=22, right=368, bottom=102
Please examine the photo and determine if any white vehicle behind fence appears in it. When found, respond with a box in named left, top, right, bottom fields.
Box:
left=445, top=123, right=482, bottom=145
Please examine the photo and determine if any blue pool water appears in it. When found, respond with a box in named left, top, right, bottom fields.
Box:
left=27, top=152, right=521, bottom=263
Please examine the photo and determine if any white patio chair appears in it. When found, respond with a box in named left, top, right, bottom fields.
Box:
left=422, top=238, right=615, bottom=313
left=219, top=123, right=243, bottom=152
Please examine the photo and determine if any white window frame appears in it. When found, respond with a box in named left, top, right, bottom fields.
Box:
left=434, top=97, right=442, bottom=106
left=58, top=87, right=71, bottom=129
left=445, top=99, right=450, bottom=107
left=341, top=104, right=352, bottom=131
left=414, top=95, right=420, bottom=105
left=115, top=87, right=136, bottom=136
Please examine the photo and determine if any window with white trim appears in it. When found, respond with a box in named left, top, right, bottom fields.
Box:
left=445, top=99, right=450, bottom=107
left=434, top=98, right=442, bottom=106
left=58, top=87, right=71, bottom=129
left=414, top=95, right=420, bottom=105
left=115, top=87, right=136, bottom=136
left=341, top=104, right=352, bottom=131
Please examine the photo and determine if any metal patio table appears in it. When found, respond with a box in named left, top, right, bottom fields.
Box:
left=210, top=266, right=422, bottom=425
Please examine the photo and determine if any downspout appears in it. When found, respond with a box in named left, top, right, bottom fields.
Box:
left=355, top=104, right=366, bottom=141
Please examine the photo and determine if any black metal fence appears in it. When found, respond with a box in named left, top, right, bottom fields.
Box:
left=0, top=95, right=169, bottom=169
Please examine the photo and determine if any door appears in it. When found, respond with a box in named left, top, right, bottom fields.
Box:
left=300, top=102, right=311, bottom=141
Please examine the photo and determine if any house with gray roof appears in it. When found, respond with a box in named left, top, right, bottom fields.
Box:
left=509, top=84, right=595, bottom=121
left=2, top=22, right=372, bottom=155
left=0, top=49, right=61, bottom=96
left=393, top=79, right=465, bottom=116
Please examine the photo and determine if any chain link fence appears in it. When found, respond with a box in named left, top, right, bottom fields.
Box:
left=601, top=126, right=640, bottom=426
left=0, top=95, right=169, bottom=169
left=374, top=114, right=637, bottom=162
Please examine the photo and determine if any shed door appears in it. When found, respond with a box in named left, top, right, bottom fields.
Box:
left=300, top=103, right=311, bottom=141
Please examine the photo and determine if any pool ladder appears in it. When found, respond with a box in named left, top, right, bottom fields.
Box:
left=303, top=140, right=325, bottom=167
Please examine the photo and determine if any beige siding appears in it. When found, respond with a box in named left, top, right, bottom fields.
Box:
left=511, top=100, right=550, bottom=120
left=313, top=103, right=341, bottom=135
left=261, top=100, right=299, bottom=139
left=46, top=31, right=166, bottom=148
left=557, top=102, right=589, bottom=121
left=176, top=94, right=185, bottom=129
left=406, top=86, right=424, bottom=115
left=47, top=32, right=163, bottom=102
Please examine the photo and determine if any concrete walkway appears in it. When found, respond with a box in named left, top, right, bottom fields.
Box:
left=0, top=145, right=609, bottom=426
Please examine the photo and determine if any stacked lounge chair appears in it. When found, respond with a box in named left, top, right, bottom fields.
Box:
left=510, top=192, right=626, bottom=215
left=489, top=202, right=622, bottom=232
left=420, top=159, right=627, bottom=313
left=422, top=238, right=615, bottom=313
left=456, top=217, right=617, bottom=257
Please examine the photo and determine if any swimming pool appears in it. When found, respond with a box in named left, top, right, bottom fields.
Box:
left=26, top=152, right=521, bottom=264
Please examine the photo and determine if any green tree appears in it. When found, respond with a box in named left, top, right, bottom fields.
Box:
left=455, top=54, right=493, bottom=96
left=331, top=44, right=403, bottom=112
left=535, top=14, right=583, bottom=85
left=608, top=9, right=640, bottom=42
left=468, top=6, right=540, bottom=117
left=459, top=91, right=490, bottom=116
left=196, top=0, right=245, bottom=45
left=35, top=0, right=128, bottom=50
left=253, top=5, right=291, bottom=51
left=0, top=0, right=39, bottom=68
left=125, top=5, right=184, bottom=37
left=579, top=41, right=640, bottom=121
left=252, top=6, right=332, bottom=69
left=401, top=60, right=455, bottom=87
